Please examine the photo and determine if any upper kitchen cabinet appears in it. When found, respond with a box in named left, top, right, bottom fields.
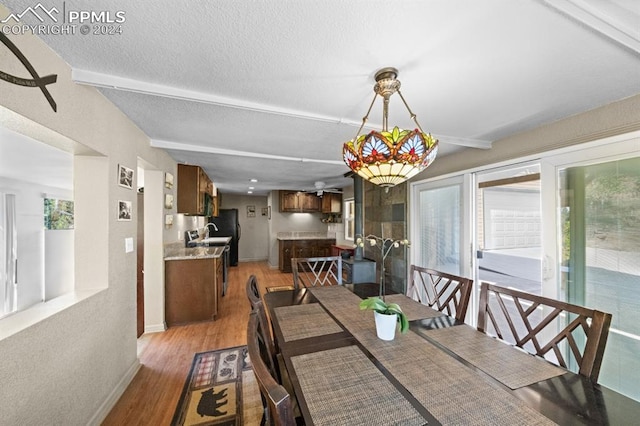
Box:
left=321, top=193, right=342, bottom=214
left=279, top=191, right=321, bottom=213
left=177, top=164, right=218, bottom=216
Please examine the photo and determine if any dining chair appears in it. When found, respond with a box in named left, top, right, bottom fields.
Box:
left=406, top=265, right=473, bottom=322
left=291, top=256, right=342, bottom=289
left=247, top=312, right=297, bottom=426
left=246, top=275, right=277, bottom=376
left=477, top=281, right=612, bottom=382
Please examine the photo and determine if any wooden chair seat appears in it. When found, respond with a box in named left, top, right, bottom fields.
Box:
left=406, top=265, right=473, bottom=322
left=477, top=281, right=612, bottom=382
left=291, top=256, right=342, bottom=289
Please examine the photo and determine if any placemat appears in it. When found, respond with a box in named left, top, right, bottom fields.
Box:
left=354, top=330, right=556, bottom=426
left=424, top=325, right=567, bottom=389
left=273, top=304, right=344, bottom=341
left=291, top=345, right=427, bottom=426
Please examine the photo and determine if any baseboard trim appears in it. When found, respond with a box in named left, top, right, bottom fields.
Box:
left=88, top=358, right=141, bottom=425
left=145, top=322, right=166, bottom=333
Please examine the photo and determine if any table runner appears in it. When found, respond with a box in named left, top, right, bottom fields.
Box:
left=424, top=325, right=567, bottom=389
left=309, top=286, right=557, bottom=425
left=273, top=304, right=344, bottom=341
left=382, top=294, right=444, bottom=321
left=290, top=345, right=427, bottom=426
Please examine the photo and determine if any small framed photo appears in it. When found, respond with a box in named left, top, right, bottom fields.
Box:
left=165, top=172, right=174, bottom=189
left=164, top=194, right=174, bottom=209
left=261, top=207, right=268, bottom=216
left=118, top=200, right=132, bottom=221
left=118, top=164, right=134, bottom=189
left=247, top=205, right=256, bottom=217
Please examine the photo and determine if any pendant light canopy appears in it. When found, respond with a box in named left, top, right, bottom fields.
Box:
left=343, top=67, right=438, bottom=188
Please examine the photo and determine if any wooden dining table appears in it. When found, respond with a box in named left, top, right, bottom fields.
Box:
left=264, top=284, right=640, bottom=426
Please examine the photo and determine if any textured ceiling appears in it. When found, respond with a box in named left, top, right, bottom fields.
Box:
left=2, top=0, right=639, bottom=195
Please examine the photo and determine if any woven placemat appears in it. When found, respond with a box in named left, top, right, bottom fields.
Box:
left=425, top=325, right=567, bottom=389
left=354, top=330, right=557, bottom=425
left=382, top=294, right=444, bottom=321
left=273, top=304, right=344, bottom=341
left=291, top=345, right=427, bottom=426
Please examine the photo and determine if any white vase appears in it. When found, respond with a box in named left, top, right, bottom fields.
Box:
left=374, top=311, right=397, bottom=341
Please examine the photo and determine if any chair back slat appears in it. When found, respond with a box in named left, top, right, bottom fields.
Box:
left=477, top=281, right=612, bottom=382
left=291, top=256, right=342, bottom=289
left=406, top=265, right=473, bottom=322
left=246, top=275, right=277, bottom=377
left=247, top=312, right=296, bottom=426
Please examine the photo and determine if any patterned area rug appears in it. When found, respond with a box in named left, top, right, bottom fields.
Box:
left=171, top=345, right=263, bottom=425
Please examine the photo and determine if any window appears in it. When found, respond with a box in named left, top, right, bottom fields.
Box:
left=344, top=198, right=355, bottom=241
left=44, top=198, right=74, bottom=230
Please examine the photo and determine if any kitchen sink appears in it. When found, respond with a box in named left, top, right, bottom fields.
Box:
left=201, top=236, right=231, bottom=246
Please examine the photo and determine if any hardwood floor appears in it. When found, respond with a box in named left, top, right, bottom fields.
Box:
left=102, top=261, right=293, bottom=425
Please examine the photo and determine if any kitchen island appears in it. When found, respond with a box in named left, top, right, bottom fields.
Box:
left=277, top=232, right=336, bottom=273
left=164, top=243, right=226, bottom=327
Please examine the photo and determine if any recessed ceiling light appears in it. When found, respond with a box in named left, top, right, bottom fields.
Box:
left=250, top=178, right=258, bottom=183
left=249, top=186, right=255, bottom=190
left=247, top=191, right=253, bottom=194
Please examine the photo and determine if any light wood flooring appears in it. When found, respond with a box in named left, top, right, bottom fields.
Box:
left=102, top=261, right=293, bottom=425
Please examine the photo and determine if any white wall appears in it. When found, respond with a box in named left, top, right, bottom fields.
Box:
left=0, top=10, right=176, bottom=424
left=220, top=193, right=269, bottom=262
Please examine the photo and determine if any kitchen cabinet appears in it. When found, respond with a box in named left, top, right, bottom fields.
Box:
left=321, top=193, right=342, bottom=213
left=165, top=257, right=221, bottom=326
left=177, top=164, right=217, bottom=216
left=279, top=191, right=321, bottom=213
left=279, top=238, right=336, bottom=272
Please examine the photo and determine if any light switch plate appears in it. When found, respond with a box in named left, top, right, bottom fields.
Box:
left=125, top=237, right=134, bottom=253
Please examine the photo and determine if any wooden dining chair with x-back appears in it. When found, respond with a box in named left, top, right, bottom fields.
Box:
left=406, top=265, right=473, bottom=322
left=477, top=281, right=612, bottom=382
left=291, top=256, right=342, bottom=289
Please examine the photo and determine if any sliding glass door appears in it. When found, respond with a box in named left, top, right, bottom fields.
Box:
left=552, top=145, right=640, bottom=401
left=411, top=176, right=471, bottom=276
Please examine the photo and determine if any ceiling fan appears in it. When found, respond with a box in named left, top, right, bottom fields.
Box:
left=306, top=181, right=343, bottom=196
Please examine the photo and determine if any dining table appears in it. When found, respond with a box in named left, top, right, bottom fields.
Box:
left=263, top=283, right=640, bottom=426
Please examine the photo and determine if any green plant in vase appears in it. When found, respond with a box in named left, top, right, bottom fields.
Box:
left=356, top=234, right=410, bottom=339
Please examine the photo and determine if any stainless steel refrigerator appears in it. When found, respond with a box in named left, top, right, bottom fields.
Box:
left=208, top=209, right=241, bottom=266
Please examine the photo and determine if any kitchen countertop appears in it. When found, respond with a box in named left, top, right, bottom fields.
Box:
left=164, top=243, right=226, bottom=261
left=277, top=232, right=336, bottom=241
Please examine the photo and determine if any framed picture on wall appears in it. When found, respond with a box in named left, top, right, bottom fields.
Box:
left=165, top=194, right=174, bottom=209
left=165, top=172, right=174, bottom=189
left=247, top=205, right=256, bottom=217
left=118, top=164, right=134, bottom=189
left=118, top=200, right=132, bottom=221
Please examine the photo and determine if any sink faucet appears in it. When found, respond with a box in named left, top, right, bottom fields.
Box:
left=205, top=222, right=218, bottom=237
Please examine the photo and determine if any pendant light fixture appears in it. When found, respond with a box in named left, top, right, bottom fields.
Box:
left=343, top=67, right=438, bottom=188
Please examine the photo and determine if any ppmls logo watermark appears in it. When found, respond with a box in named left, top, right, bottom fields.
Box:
left=1, top=2, right=126, bottom=36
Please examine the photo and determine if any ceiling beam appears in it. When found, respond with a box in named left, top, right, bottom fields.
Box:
left=72, top=68, right=492, bottom=150
left=150, top=139, right=345, bottom=165
left=543, top=0, right=640, bottom=55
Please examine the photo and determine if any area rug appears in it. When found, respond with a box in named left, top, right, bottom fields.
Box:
left=171, top=345, right=263, bottom=426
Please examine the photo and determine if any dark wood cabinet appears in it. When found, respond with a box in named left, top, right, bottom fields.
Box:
left=279, top=191, right=321, bottom=213
left=321, top=193, right=342, bottom=213
left=279, top=238, right=336, bottom=272
left=165, top=257, right=221, bottom=326
left=177, top=164, right=217, bottom=216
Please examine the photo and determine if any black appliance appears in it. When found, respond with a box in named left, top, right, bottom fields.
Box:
left=207, top=209, right=241, bottom=266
